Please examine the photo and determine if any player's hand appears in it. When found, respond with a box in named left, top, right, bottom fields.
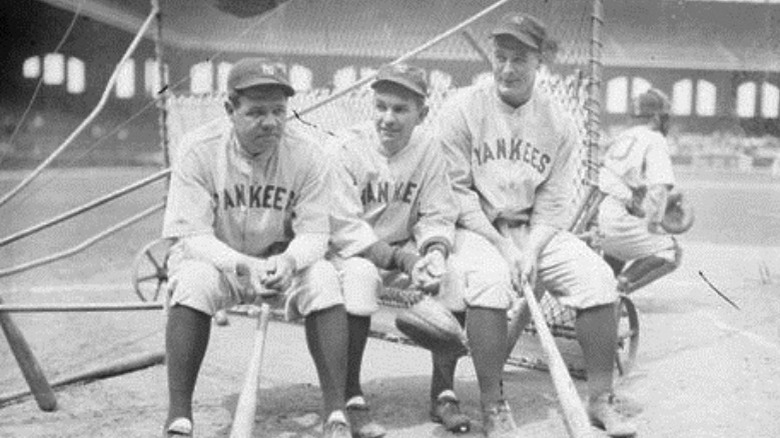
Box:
left=496, top=239, right=537, bottom=293
left=648, top=221, right=665, bottom=235
left=411, top=253, right=444, bottom=294
left=236, top=258, right=274, bottom=301
left=496, top=239, right=523, bottom=291
left=262, top=254, right=297, bottom=292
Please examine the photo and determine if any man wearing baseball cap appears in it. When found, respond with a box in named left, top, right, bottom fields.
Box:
left=161, top=57, right=361, bottom=437
left=598, top=88, right=684, bottom=295
left=435, top=13, right=637, bottom=437
left=326, top=63, right=464, bottom=435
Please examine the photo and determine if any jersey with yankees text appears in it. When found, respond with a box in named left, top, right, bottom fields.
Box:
left=436, top=79, right=579, bottom=230
left=162, top=118, right=332, bottom=257
left=328, top=121, right=457, bottom=252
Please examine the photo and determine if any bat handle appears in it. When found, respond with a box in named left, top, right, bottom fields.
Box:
left=229, top=303, right=272, bottom=438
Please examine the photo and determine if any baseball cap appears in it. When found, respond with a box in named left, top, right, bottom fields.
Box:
left=227, top=57, right=295, bottom=97
left=490, top=13, right=547, bottom=51
left=371, top=64, right=428, bottom=98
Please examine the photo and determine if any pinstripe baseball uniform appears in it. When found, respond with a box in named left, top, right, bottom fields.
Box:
left=162, top=118, right=342, bottom=318
left=437, top=79, right=617, bottom=310
left=598, top=124, right=677, bottom=261
left=328, top=121, right=460, bottom=314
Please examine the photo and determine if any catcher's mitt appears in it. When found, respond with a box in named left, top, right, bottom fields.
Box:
left=661, top=190, right=694, bottom=234
left=395, top=296, right=468, bottom=356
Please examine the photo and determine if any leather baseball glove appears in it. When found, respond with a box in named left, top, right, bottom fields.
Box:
left=395, top=295, right=468, bottom=356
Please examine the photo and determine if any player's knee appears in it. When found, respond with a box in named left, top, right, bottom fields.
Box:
left=303, top=259, right=343, bottom=297
left=167, top=260, right=225, bottom=315
left=461, top=264, right=514, bottom=310
left=339, top=257, right=381, bottom=316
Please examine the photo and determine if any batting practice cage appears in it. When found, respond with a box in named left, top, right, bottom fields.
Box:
left=2, top=0, right=671, bottom=420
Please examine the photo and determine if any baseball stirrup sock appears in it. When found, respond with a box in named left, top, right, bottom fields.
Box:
left=345, top=314, right=371, bottom=399
left=166, top=305, right=211, bottom=422
left=466, top=307, right=508, bottom=405
left=575, top=304, right=618, bottom=397
left=305, top=306, right=349, bottom=413
left=429, top=311, right=465, bottom=400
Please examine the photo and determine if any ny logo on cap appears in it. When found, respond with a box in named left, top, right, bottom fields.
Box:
left=261, top=64, right=277, bottom=76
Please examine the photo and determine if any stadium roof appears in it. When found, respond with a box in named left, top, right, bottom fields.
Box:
left=37, top=0, right=780, bottom=72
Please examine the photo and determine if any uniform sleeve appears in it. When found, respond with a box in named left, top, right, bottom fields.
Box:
left=283, top=148, right=335, bottom=270
left=413, top=144, right=458, bottom=255
left=327, top=149, right=379, bottom=258
left=530, top=117, right=578, bottom=230
left=162, top=146, right=215, bottom=239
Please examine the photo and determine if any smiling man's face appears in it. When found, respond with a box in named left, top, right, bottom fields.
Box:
left=372, top=83, right=427, bottom=155
left=491, top=35, right=541, bottom=108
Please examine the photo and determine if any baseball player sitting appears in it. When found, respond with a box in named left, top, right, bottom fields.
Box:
left=325, top=63, right=465, bottom=436
left=434, top=13, right=637, bottom=437
left=598, top=89, right=683, bottom=293
left=160, top=58, right=383, bottom=438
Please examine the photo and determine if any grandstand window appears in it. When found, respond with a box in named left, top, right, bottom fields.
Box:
left=631, top=77, right=651, bottom=99
left=736, top=82, right=756, bottom=118
left=66, top=57, right=85, bottom=94
left=696, top=80, right=716, bottom=117
left=43, top=53, right=65, bottom=85
left=23, top=57, right=40, bottom=79
left=334, top=66, right=356, bottom=90
left=430, top=70, right=453, bottom=92
left=217, top=62, right=232, bottom=93
left=190, top=61, right=213, bottom=94
left=290, top=64, right=313, bottom=91
left=144, top=59, right=169, bottom=96
left=115, top=59, right=135, bottom=99
left=672, top=79, right=693, bottom=116
left=606, top=77, right=628, bottom=114
left=761, top=82, right=779, bottom=118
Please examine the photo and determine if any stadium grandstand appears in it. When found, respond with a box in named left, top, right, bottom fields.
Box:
left=1, top=0, right=778, bottom=170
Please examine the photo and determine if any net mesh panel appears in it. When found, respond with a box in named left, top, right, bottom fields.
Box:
left=166, top=0, right=601, bottom=333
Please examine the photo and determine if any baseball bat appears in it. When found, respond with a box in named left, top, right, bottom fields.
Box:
left=518, top=281, right=593, bottom=438
left=229, top=302, right=272, bottom=438
left=0, top=296, right=57, bottom=411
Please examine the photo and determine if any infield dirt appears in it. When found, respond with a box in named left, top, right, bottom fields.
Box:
left=0, top=168, right=778, bottom=437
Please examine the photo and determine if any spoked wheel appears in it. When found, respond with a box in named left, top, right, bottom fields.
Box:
left=131, top=238, right=171, bottom=302
left=615, top=294, right=640, bottom=376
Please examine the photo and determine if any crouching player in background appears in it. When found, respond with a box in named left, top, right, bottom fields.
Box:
left=598, top=88, right=683, bottom=294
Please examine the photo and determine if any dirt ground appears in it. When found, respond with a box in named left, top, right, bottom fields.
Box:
left=1, top=168, right=779, bottom=437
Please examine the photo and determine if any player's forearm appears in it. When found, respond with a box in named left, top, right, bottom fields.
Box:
left=458, top=208, right=509, bottom=248
left=283, top=233, right=329, bottom=271
left=179, top=234, right=253, bottom=273
left=358, top=240, right=421, bottom=276
left=644, top=184, right=670, bottom=225
left=525, top=224, right=558, bottom=257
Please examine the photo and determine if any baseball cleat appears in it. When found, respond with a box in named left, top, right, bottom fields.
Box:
left=322, top=413, right=352, bottom=438
left=587, top=393, right=637, bottom=437
left=481, top=400, right=519, bottom=438
left=163, top=417, right=192, bottom=437
left=430, top=390, right=471, bottom=433
left=345, top=396, right=386, bottom=438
